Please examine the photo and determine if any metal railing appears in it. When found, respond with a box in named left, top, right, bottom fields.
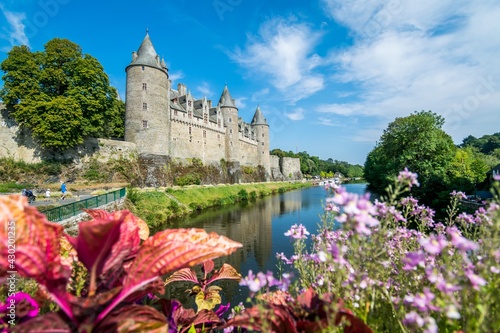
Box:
left=43, top=188, right=127, bottom=222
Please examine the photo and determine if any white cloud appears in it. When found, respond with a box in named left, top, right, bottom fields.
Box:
left=251, top=87, right=269, bottom=102
left=0, top=6, right=30, bottom=49
left=196, top=81, right=212, bottom=97
left=230, top=16, right=324, bottom=103
left=168, top=71, right=184, bottom=83
left=316, top=116, right=341, bottom=127
left=319, top=0, right=500, bottom=143
left=285, top=107, right=305, bottom=121
left=235, top=97, right=247, bottom=109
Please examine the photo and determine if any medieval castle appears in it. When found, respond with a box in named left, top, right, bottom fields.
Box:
left=125, top=32, right=271, bottom=174
left=0, top=32, right=302, bottom=184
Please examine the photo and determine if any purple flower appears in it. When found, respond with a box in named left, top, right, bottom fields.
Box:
left=419, top=234, right=448, bottom=255
left=403, top=311, right=424, bottom=329
left=494, top=173, right=500, bottom=181
left=284, top=224, right=310, bottom=239
left=240, top=270, right=267, bottom=292
left=436, top=280, right=461, bottom=295
left=398, top=168, right=420, bottom=188
left=403, top=288, right=439, bottom=312
left=403, top=251, right=426, bottom=271
left=465, top=270, right=486, bottom=290
left=447, top=227, right=479, bottom=252
left=456, top=212, right=475, bottom=225
left=450, top=190, right=467, bottom=200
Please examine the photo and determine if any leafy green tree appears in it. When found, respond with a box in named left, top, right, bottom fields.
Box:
left=0, top=39, right=124, bottom=150
left=364, top=111, right=456, bottom=207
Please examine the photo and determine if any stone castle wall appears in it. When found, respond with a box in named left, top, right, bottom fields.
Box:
left=280, top=157, right=303, bottom=180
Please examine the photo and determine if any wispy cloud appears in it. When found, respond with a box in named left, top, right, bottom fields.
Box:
left=196, top=81, right=212, bottom=97
left=285, top=107, right=305, bottom=121
left=316, top=116, right=341, bottom=127
left=229, top=16, right=324, bottom=103
left=235, top=96, right=247, bottom=109
left=169, top=71, right=185, bottom=84
left=0, top=5, right=29, bottom=50
left=251, top=87, right=269, bottom=102
left=320, top=0, right=500, bottom=142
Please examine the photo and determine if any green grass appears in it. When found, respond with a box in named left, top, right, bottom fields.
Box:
left=130, top=182, right=311, bottom=230
left=0, top=182, right=34, bottom=193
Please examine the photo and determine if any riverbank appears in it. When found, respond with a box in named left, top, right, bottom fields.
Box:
left=126, top=181, right=312, bottom=230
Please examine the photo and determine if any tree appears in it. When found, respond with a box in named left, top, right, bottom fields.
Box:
left=0, top=39, right=124, bottom=150
left=364, top=111, right=456, bottom=206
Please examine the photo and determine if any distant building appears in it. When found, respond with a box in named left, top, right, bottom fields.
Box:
left=124, top=32, right=271, bottom=175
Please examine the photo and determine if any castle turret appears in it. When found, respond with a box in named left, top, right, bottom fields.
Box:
left=219, top=85, right=240, bottom=162
left=251, top=105, right=270, bottom=176
left=125, top=31, right=170, bottom=155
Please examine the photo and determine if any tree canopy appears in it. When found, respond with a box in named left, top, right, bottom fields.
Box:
left=364, top=111, right=458, bottom=205
left=0, top=38, right=124, bottom=150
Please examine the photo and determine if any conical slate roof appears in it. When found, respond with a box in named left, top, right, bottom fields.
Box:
left=218, top=84, right=237, bottom=108
left=130, top=32, right=163, bottom=70
left=251, top=105, right=268, bottom=126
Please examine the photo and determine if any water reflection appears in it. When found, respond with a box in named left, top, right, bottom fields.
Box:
left=164, top=184, right=367, bottom=276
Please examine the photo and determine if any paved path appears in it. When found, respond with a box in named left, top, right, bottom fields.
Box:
left=31, top=194, right=94, bottom=207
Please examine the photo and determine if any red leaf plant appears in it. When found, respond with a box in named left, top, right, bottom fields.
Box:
left=0, top=195, right=242, bottom=332
left=220, top=287, right=373, bottom=333
left=162, top=259, right=242, bottom=332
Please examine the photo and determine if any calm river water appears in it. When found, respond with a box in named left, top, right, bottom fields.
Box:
left=163, top=183, right=367, bottom=305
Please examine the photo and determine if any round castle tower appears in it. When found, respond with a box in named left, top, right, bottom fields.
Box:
left=125, top=32, right=170, bottom=155
left=219, top=85, right=240, bottom=162
left=251, top=105, right=270, bottom=175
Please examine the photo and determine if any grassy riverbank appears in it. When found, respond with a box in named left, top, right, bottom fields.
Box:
left=126, top=182, right=312, bottom=230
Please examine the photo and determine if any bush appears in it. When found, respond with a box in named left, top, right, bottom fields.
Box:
left=174, top=173, right=201, bottom=186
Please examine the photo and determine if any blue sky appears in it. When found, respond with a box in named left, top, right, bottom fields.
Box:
left=1, top=0, right=499, bottom=165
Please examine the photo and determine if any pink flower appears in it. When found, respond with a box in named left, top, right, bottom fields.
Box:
left=465, top=270, right=486, bottom=290
left=419, top=234, right=448, bottom=255
left=398, top=168, right=420, bottom=188
left=447, top=227, right=479, bottom=252
left=284, top=224, right=310, bottom=239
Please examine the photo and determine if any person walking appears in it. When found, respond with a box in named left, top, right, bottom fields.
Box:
left=45, top=189, right=51, bottom=201
left=61, top=182, right=67, bottom=200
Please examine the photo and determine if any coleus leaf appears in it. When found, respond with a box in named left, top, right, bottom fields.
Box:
left=202, top=259, right=215, bottom=280
left=205, top=263, right=242, bottom=285
left=195, top=286, right=222, bottom=313
left=0, top=195, right=73, bottom=321
left=221, top=305, right=298, bottom=333
left=9, top=312, right=71, bottom=333
left=96, top=228, right=242, bottom=324
left=164, top=268, right=199, bottom=286
left=93, top=304, right=168, bottom=333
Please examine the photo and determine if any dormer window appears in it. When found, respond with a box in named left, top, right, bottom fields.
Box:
left=142, top=83, right=147, bottom=90
left=188, top=101, right=192, bottom=107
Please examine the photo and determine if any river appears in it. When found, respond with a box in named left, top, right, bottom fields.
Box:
left=162, top=183, right=368, bottom=306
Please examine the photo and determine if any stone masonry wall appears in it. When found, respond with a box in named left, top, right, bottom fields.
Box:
left=280, top=157, right=303, bottom=181
left=270, top=155, right=284, bottom=181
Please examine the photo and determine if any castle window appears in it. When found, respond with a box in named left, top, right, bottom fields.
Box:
left=189, top=136, right=192, bottom=142
left=141, top=66, right=145, bottom=71
left=229, top=129, right=232, bottom=134
left=189, top=127, right=192, bottom=134
left=143, top=103, right=147, bottom=110
left=262, top=142, right=264, bottom=146
left=262, top=133, right=264, bottom=138
left=204, top=114, right=208, bottom=123
left=188, top=111, right=192, bottom=118
left=142, top=83, right=147, bottom=90
left=174, top=109, right=178, bottom=116
left=228, top=117, right=232, bottom=123
left=188, top=101, right=192, bottom=107
left=217, top=134, right=220, bottom=140
left=142, top=120, right=148, bottom=129
left=203, top=130, right=206, bottom=138
left=218, top=119, right=221, bottom=128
